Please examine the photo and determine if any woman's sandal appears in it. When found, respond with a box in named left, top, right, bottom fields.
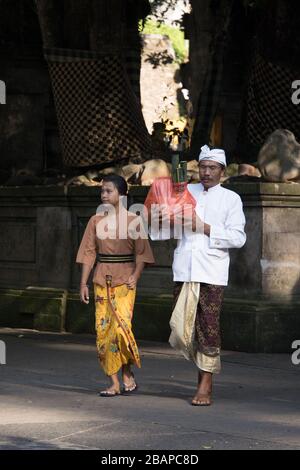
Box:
left=99, top=388, right=121, bottom=397
left=122, top=382, right=138, bottom=394
left=122, top=373, right=138, bottom=394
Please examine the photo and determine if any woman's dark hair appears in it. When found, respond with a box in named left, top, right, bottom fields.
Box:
left=102, top=174, right=128, bottom=196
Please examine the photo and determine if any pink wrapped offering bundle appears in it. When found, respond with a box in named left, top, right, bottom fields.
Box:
left=144, top=176, right=196, bottom=225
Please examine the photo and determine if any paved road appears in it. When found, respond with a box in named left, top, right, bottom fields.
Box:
left=0, top=328, right=299, bottom=450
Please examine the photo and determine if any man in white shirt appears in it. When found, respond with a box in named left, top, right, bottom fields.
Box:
left=169, top=145, right=246, bottom=406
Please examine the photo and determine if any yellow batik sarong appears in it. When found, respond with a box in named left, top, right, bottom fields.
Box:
left=94, top=282, right=141, bottom=376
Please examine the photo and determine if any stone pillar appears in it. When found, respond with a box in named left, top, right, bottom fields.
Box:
left=36, top=207, right=72, bottom=288
left=222, top=182, right=300, bottom=352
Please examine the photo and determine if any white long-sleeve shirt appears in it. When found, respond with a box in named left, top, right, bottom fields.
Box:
left=172, top=183, right=246, bottom=286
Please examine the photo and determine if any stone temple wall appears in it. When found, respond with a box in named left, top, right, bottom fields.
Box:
left=0, top=183, right=299, bottom=352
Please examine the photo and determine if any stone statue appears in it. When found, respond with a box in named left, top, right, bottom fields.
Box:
left=258, top=129, right=300, bottom=182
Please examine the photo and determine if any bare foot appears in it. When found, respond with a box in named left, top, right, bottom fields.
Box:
left=192, top=371, right=212, bottom=406
left=191, top=392, right=212, bottom=406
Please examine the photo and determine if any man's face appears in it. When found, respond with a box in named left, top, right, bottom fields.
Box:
left=199, top=160, right=225, bottom=189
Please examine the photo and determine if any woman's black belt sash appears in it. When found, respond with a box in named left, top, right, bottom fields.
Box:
left=97, top=253, right=135, bottom=263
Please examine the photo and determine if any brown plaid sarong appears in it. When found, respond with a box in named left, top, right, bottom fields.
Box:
left=173, top=282, right=224, bottom=357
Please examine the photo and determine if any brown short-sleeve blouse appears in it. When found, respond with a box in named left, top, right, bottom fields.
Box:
left=76, top=213, right=155, bottom=287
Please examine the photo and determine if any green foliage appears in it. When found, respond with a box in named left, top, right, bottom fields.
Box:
left=141, top=19, right=187, bottom=63
left=149, top=0, right=189, bottom=21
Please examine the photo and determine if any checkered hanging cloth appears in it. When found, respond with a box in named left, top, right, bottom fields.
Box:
left=246, top=54, right=300, bottom=145
left=44, top=48, right=152, bottom=167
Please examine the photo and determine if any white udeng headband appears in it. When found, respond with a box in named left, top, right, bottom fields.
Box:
left=198, top=145, right=227, bottom=167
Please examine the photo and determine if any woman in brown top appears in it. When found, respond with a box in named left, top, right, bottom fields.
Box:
left=76, top=174, right=154, bottom=397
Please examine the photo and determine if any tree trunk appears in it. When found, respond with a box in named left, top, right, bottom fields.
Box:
left=63, top=0, right=90, bottom=50
left=34, top=0, right=63, bottom=48
left=258, top=0, right=300, bottom=69
left=189, top=0, right=234, bottom=158
left=236, top=0, right=300, bottom=162
left=89, top=0, right=124, bottom=52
